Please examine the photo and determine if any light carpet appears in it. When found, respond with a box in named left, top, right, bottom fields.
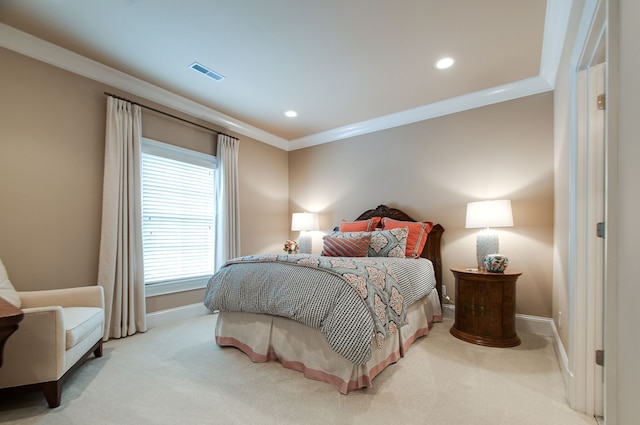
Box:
left=0, top=313, right=595, bottom=425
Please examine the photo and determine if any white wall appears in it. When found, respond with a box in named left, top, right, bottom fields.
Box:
left=613, top=0, right=640, bottom=422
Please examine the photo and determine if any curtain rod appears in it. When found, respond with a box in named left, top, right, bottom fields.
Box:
left=104, top=92, right=237, bottom=140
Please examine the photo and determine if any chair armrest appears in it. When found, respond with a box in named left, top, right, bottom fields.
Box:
left=0, top=306, right=66, bottom=386
left=19, top=286, right=104, bottom=309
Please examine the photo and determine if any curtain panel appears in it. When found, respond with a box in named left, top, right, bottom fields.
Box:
left=97, top=97, right=146, bottom=340
left=215, top=133, right=241, bottom=270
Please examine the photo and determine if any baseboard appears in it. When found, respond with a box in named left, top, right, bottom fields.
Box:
left=515, top=313, right=554, bottom=336
left=442, top=303, right=455, bottom=319
left=146, top=303, right=211, bottom=328
left=550, top=318, right=572, bottom=391
left=442, top=303, right=571, bottom=391
left=517, top=313, right=571, bottom=393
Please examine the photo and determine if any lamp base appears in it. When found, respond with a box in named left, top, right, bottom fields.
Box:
left=298, top=232, right=313, bottom=254
left=476, top=228, right=499, bottom=270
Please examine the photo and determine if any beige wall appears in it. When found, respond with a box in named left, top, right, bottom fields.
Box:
left=0, top=44, right=555, bottom=319
left=0, top=47, right=289, bottom=313
left=289, top=92, right=554, bottom=317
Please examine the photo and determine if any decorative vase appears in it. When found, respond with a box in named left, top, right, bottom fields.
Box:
left=483, top=254, right=509, bottom=273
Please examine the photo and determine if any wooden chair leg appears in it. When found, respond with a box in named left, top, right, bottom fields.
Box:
left=94, top=340, right=103, bottom=358
left=42, top=380, right=62, bottom=408
left=5, top=339, right=103, bottom=408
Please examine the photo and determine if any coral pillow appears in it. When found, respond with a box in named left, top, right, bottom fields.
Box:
left=369, top=216, right=382, bottom=230
left=339, top=219, right=372, bottom=232
left=382, top=217, right=433, bottom=258
left=322, top=234, right=371, bottom=257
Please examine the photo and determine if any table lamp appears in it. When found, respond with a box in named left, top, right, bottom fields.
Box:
left=465, top=200, right=513, bottom=270
left=291, top=212, right=320, bottom=254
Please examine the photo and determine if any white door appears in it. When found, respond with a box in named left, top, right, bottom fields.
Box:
left=573, top=62, right=606, bottom=419
left=587, top=62, right=606, bottom=419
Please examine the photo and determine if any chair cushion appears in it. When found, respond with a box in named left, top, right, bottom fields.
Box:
left=63, top=307, right=104, bottom=349
left=0, top=258, right=21, bottom=308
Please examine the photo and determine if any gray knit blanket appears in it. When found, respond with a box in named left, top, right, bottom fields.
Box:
left=203, top=254, right=436, bottom=365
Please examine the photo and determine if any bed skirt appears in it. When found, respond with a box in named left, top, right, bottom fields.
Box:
left=215, top=290, right=442, bottom=394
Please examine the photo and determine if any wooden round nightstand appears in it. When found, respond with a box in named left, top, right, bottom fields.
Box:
left=449, top=267, right=522, bottom=347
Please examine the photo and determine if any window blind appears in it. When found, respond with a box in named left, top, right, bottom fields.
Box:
left=141, top=139, right=215, bottom=286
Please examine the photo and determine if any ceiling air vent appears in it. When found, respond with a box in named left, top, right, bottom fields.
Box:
left=190, top=62, right=225, bottom=81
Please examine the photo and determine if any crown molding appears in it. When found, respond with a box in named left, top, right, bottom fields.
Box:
left=0, top=23, right=289, bottom=151
left=288, top=76, right=553, bottom=150
left=1, top=0, right=571, bottom=153
left=289, top=1, right=572, bottom=150
left=539, top=0, right=573, bottom=88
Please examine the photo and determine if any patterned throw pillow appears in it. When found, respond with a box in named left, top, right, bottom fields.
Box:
left=322, top=234, right=371, bottom=257
left=368, top=227, right=408, bottom=257
left=329, top=228, right=409, bottom=258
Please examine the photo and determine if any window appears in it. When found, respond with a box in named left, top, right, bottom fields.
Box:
left=141, top=138, right=216, bottom=296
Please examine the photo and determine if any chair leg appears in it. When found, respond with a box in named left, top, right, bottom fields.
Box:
left=94, top=340, right=103, bottom=358
left=9, top=339, right=103, bottom=408
left=42, top=380, right=62, bottom=408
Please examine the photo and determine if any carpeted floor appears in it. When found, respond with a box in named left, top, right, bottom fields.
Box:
left=0, top=313, right=595, bottom=425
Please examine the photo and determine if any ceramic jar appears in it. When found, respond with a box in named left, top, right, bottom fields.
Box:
left=483, top=254, right=509, bottom=273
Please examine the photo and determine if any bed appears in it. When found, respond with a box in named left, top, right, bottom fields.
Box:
left=204, top=205, right=444, bottom=393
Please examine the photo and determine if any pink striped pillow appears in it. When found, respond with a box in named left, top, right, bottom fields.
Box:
left=321, top=234, right=371, bottom=257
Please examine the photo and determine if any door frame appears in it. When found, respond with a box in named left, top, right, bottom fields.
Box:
left=568, top=0, right=615, bottom=420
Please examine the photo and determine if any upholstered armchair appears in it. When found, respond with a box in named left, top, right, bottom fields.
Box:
left=0, top=259, right=105, bottom=408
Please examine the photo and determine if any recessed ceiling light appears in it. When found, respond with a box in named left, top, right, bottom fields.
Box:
left=284, top=110, right=298, bottom=118
left=435, top=57, right=455, bottom=70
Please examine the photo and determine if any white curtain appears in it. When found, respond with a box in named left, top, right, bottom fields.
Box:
left=97, top=97, right=146, bottom=340
left=215, top=133, right=241, bottom=270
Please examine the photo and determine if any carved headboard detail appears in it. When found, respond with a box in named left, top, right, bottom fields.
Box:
left=354, top=205, right=444, bottom=304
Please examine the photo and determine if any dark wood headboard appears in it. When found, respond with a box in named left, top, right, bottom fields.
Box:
left=355, top=205, right=444, bottom=304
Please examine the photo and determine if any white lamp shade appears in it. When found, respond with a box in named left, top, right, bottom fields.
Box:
left=291, top=212, right=320, bottom=232
left=465, top=200, right=513, bottom=229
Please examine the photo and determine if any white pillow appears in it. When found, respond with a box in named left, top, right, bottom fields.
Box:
left=0, top=258, right=21, bottom=308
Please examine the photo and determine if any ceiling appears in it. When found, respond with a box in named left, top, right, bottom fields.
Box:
left=0, top=1, right=568, bottom=150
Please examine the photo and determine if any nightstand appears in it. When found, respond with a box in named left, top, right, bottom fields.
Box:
left=449, top=267, right=522, bottom=347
